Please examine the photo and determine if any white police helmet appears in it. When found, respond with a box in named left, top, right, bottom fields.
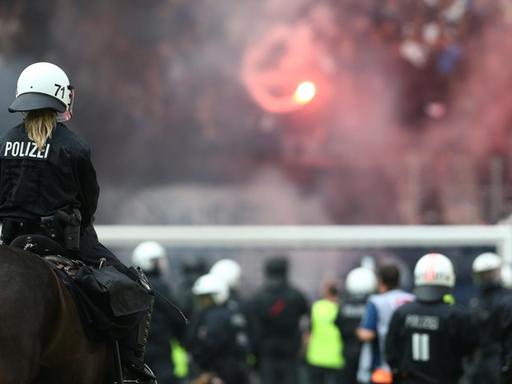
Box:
left=345, top=267, right=378, bottom=296
left=473, top=252, right=504, bottom=288
left=132, top=241, right=166, bottom=272
left=414, top=253, right=455, bottom=301
left=472, top=252, right=502, bottom=273
left=210, top=259, right=242, bottom=290
left=9, top=62, right=74, bottom=121
left=192, top=273, right=229, bottom=305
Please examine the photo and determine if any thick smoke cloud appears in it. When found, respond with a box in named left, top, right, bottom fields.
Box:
left=0, top=0, right=510, bottom=225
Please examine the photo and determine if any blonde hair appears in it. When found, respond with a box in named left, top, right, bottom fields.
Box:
left=24, top=109, right=57, bottom=150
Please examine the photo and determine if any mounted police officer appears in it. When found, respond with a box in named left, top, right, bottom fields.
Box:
left=386, top=253, right=478, bottom=384
left=0, top=62, right=156, bottom=383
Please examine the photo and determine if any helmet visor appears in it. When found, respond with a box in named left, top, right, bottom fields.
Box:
left=9, top=93, right=66, bottom=113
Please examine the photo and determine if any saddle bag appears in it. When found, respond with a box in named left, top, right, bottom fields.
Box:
left=70, top=265, right=153, bottom=340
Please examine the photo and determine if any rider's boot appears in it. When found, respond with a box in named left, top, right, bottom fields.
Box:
left=119, top=269, right=157, bottom=384
left=120, top=307, right=156, bottom=383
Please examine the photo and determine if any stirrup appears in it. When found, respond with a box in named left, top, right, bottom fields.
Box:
left=120, top=363, right=157, bottom=384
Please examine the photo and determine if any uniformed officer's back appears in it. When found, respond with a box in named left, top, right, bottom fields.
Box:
left=339, top=266, right=378, bottom=383
left=0, top=121, right=98, bottom=227
left=386, top=253, right=478, bottom=384
left=187, top=273, right=250, bottom=384
left=387, top=300, right=476, bottom=383
left=249, top=256, right=309, bottom=384
left=0, top=61, right=157, bottom=383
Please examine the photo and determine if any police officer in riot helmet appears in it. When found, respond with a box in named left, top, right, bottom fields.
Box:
left=0, top=62, right=156, bottom=383
left=186, top=273, right=250, bottom=384
left=210, top=260, right=255, bottom=331
left=470, top=252, right=512, bottom=384
left=338, top=267, right=378, bottom=384
left=210, top=259, right=242, bottom=308
left=386, top=253, right=478, bottom=384
left=210, top=258, right=255, bottom=365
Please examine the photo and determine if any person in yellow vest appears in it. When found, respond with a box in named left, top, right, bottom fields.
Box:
left=305, top=282, right=345, bottom=384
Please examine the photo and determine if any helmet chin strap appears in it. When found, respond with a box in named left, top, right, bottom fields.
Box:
left=56, top=111, right=72, bottom=122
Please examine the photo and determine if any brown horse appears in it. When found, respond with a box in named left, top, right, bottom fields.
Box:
left=0, top=244, right=113, bottom=384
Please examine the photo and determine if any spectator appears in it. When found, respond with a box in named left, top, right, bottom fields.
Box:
left=356, top=264, right=414, bottom=384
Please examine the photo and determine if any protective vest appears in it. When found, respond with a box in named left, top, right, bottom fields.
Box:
left=306, top=299, right=344, bottom=369
left=171, top=339, right=189, bottom=379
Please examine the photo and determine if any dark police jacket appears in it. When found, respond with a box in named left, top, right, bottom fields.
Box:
left=471, top=285, right=512, bottom=352
left=337, top=294, right=369, bottom=383
left=0, top=123, right=99, bottom=228
left=386, top=299, right=478, bottom=384
left=471, top=285, right=512, bottom=384
left=186, top=304, right=249, bottom=384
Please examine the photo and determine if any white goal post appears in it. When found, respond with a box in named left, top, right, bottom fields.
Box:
left=96, top=225, right=512, bottom=264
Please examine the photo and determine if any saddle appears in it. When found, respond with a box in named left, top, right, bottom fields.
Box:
left=10, top=234, right=148, bottom=341
left=11, top=233, right=67, bottom=257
